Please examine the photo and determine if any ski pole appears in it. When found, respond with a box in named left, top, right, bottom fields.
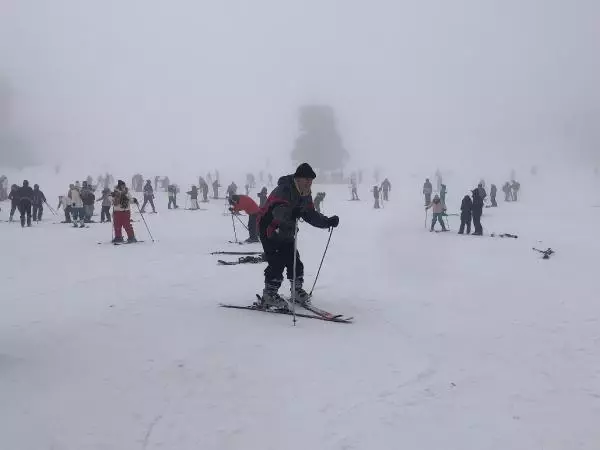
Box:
left=308, top=227, right=334, bottom=297
left=234, top=212, right=249, bottom=231
left=136, top=203, right=155, bottom=242
left=289, top=219, right=298, bottom=326
left=44, top=201, right=57, bottom=216
left=424, top=209, right=428, bottom=228
left=231, top=212, right=238, bottom=243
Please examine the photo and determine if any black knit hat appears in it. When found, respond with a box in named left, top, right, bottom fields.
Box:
left=117, top=180, right=125, bottom=187
left=294, top=163, right=316, bottom=179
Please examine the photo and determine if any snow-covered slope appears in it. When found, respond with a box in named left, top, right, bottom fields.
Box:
left=1, top=179, right=599, bottom=450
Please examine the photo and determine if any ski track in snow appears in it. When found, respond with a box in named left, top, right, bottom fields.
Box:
left=1, top=176, right=600, bottom=450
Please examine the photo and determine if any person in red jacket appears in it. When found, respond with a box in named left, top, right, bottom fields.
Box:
left=228, top=194, right=260, bottom=243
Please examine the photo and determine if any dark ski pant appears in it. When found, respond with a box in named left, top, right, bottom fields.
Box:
left=168, top=196, right=177, bottom=209
left=473, top=212, right=483, bottom=235
left=490, top=196, right=497, bottom=207
left=113, top=210, right=134, bottom=239
left=9, top=202, right=18, bottom=220
left=202, top=189, right=208, bottom=202
left=351, top=189, right=359, bottom=200
left=383, top=190, right=389, bottom=201
left=458, top=213, right=471, bottom=234
left=18, top=200, right=32, bottom=226
left=32, top=204, right=43, bottom=221
left=424, top=193, right=431, bottom=205
left=374, top=198, right=380, bottom=209
left=512, top=191, right=518, bottom=201
left=261, top=236, right=303, bottom=292
left=141, top=196, right=156, bottom=212
left=431, top=213, right=446, bottom=231
left=101, top=206, right=111, bottom=222
left=247, top=214, right=258, bottom=241
left=64, top=205, right=72, bottom=223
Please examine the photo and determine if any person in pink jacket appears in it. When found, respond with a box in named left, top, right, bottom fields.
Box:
left=426, top=194, right=447, bottom=232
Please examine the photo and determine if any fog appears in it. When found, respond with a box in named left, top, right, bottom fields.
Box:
left=1, top=0, right=599, bottom=178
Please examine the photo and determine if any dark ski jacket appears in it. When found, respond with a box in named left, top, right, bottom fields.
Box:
left=143, top=183, right=154, bottom=198
left=32, top=188, right=47, bottom=206
left=460, top=195, right=473, bottom=217
left=381, top=179, right=391, bottom=192
left=472, top=191, right=484, bottom=215
left=80, top=187, right=96, bottom=206
left=490, top=185, right=497, bottom=197
left=258, top=175, right=330, bottom=242
left=17, top=185, right=34, bottom=203
left=8, top=187, right=19, bottom=205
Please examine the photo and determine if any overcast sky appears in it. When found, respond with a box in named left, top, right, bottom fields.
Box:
left=1, top=0, right=598, bottom=176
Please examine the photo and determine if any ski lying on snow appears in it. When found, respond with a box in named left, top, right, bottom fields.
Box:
left=220, top=303, right=352, bottom=324
left=97, top=240, right=146, bottom=245
left=258, top=293, right=352, bottom=321
left=210, top=251, right=263, bottom=255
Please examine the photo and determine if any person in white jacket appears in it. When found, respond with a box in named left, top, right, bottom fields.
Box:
left=68, top=184, right=85, bottom=228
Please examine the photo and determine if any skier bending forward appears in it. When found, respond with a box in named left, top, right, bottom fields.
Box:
left=257, top=163, right=339, bottom=310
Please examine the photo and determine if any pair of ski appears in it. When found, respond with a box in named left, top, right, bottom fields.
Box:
left=220, top=294, right=353, bottom=324
left=217, top=255, right=265, bottom=265
left=533, top=247, right=554, bottom=259
left=97, top=240, right=145, bottom=246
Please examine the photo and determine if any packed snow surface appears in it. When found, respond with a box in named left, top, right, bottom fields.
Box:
left=1, top=177, right=599, bottom=450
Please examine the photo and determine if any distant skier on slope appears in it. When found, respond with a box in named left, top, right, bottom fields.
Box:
left=257, top=187, right=268, bottom=208
left=314, top=192, right=326, bottom=213
left=257, top=163, right=339, bottom=309
left=8, top=184, right=19, bottom=222
left=17, top=180, right=34, bottom=227
left=187, top=185, right=200, bottom=210
left=471, top=189, right=484, bottom=235
left=141, top=180, right=156, bottom=213
left=426, top=194, right=447, bottom=232
left=229, top=194, right=260, bottom=243
left=32, top=184, right=47, bottom=222
left=458, top=194, right=472, bottom=234
left=381, top=178, right=391, bottom=201
left=111, top=180, right=138, bottom=243
left=490, top=184, right=498, bottom=207
left=423, top=178, right=433, bottom=206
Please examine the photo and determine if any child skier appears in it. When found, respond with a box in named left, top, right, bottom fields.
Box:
left=458, top=194, right=472, bottom=234
left=187, top=186, right=200, bottom=209
left=426, top=194, right=447, bottom=232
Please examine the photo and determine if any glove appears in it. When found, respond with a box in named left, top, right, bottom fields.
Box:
left=228, top=207, right=234, bottom=213
left=327, top=215, right=339, bottom=228
left=133, top=198, right=139, bottom=205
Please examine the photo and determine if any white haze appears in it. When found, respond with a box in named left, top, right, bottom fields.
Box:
left=1, top=0, right=599, bottom=179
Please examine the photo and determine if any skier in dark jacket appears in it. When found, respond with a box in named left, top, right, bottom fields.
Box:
left=257, top=187, right=268, bottom=208
left=381, top=178, right=391, bottom=201
left=490, top=184, right=498, bottom=207
left=212, top=179, right=220, bottom=199
left=17, top=180, right=34, bottom=227
left=141, top=180, right=156, bottom=213
left=257, top=163, right=339, bottom=309
left=32, top=184, right=47, bottom=222
left=8, top=184, right=19, bottom=222
left=458, top=195, right=472, bottom=234
left=471, top=189, right=484, bottom=235
left=199, top=177, right=209, bottom=202
left=502, top=182, right=511, bottom=201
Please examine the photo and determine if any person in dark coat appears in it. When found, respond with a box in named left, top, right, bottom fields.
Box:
left=257, top=187, right=268, bottom=208
left=490, top=184, right=498, bottom=207
left=141, top=180, right=156, bottom=213
left=212, top=179, right=220, bottom=199
left=257, top=163, right=339, bottom=309
left=502, top=182, right=512, bottom=201
left=17, top=180, right=34, bottom=227
left=423, top=179, right=433, bottom=206
left=8, top=184, right=19, bottom=222
left=32, top=184, right=47, bottom=222
left=381, top=178, right=391, bottom=201
left=458, top=194, right=473, bottom=234
left=471, top=189, right=484, bottom=235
